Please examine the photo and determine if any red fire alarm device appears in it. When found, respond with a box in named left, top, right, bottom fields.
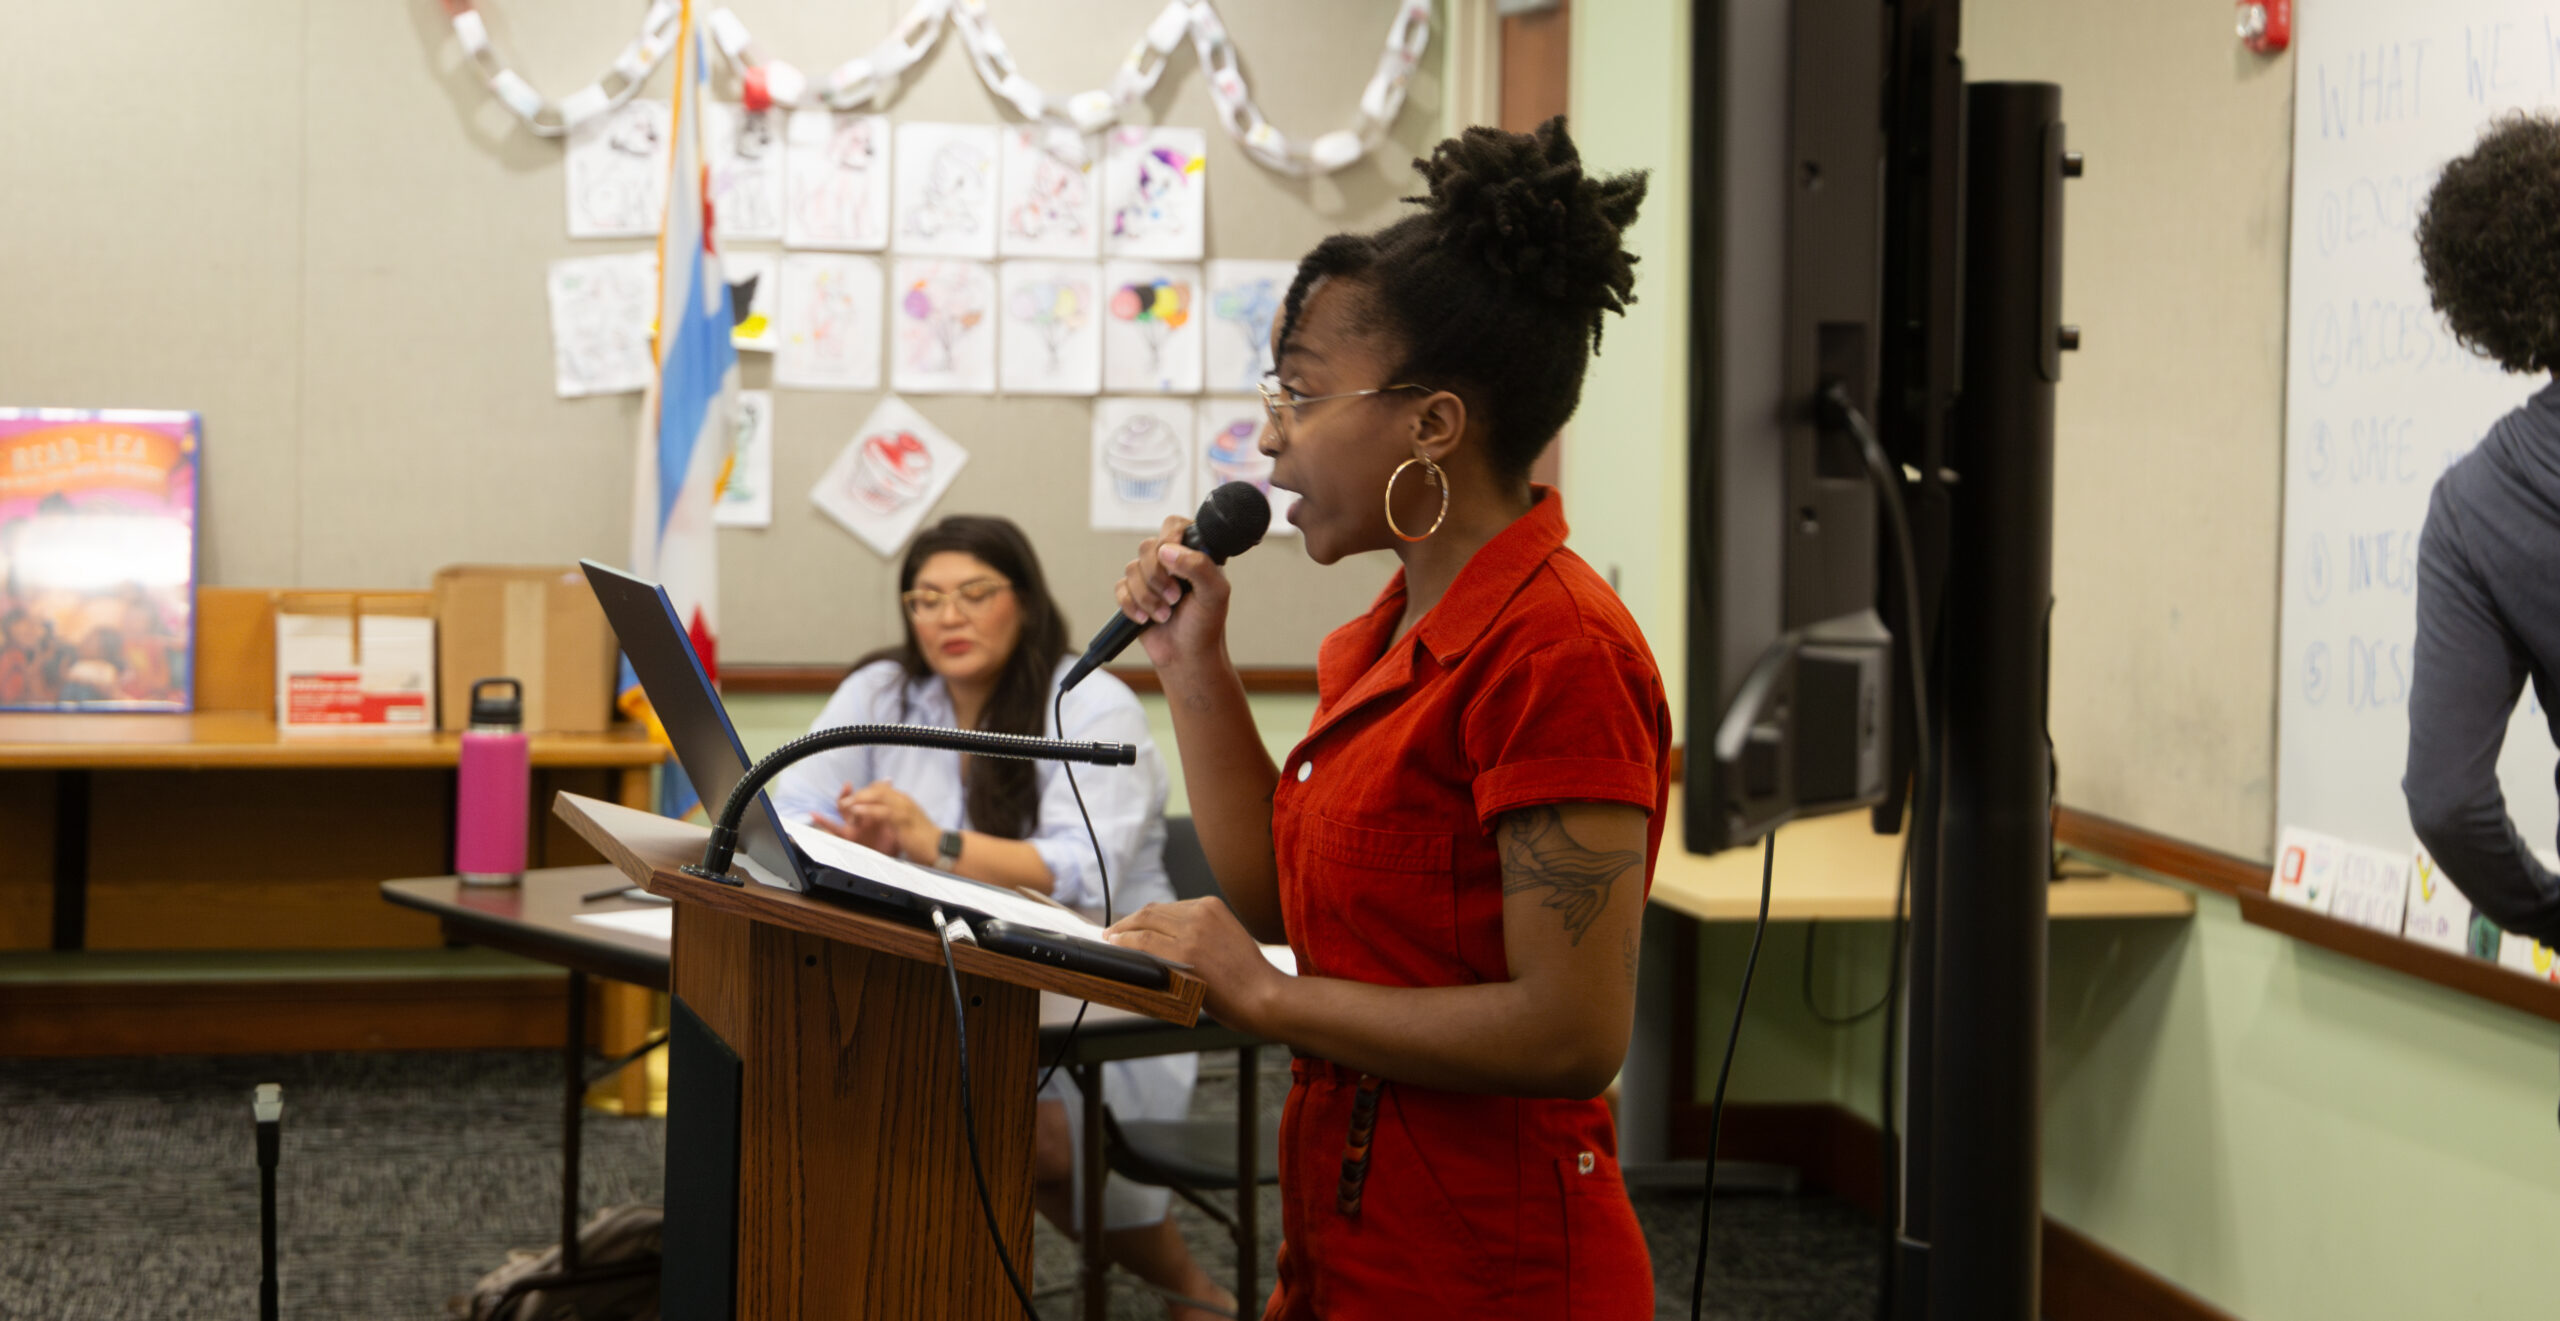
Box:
left=2238, top=0, right=2290, bottom=55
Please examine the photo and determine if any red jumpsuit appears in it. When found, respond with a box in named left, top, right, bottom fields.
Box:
left=1263, top=489, right=1671, bottom=1318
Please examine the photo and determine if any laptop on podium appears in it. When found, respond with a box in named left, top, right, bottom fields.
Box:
left=578, top=559, right=1169, bottom=987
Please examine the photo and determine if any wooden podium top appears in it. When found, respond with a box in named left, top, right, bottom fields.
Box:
left=553, top=792, right=1205, bottom=1026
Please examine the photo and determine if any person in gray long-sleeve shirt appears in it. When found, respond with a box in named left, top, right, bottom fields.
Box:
left=2404, top=112, right=2560, bottom=941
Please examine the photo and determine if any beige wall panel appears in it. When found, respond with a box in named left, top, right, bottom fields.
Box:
left=0, top=1, right=1445, bottom=668
left=0, top=1, right=308, bottom=586
left=1966, top=3, right=2293, bottom=857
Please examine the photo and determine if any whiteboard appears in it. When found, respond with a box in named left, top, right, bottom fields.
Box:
left=2279, top=0, right=2557, bottom=857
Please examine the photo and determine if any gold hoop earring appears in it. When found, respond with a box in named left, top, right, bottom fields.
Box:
left=1384, top=454, right=1450, bottom=542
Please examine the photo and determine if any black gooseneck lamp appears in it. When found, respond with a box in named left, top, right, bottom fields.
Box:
left=682, top=724, right=1136, bottom=884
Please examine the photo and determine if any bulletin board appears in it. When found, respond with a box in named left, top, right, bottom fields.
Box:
left=0, top=0, right=1445, bottom=665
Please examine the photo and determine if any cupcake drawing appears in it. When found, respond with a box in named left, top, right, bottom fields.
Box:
left=1105, top=414, right=1184, bottom=504
left=1203, top=416, right=1270, bottom=489
left=848, top=430, right=934, bottom=512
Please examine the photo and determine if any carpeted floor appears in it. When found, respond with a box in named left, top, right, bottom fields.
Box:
left=0, top=1050, right=1878, bottom=1320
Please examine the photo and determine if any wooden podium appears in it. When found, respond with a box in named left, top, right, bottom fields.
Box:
left=555, top=793, right=1206, bottom=1320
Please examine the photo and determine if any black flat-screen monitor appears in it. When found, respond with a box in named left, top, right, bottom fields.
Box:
left=1683, top=0, right=1962, bottom=853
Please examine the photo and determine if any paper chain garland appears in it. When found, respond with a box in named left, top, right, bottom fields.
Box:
left=441, top=0, right=681, bottom=135
left=442, top=0, right=1432, bottom=176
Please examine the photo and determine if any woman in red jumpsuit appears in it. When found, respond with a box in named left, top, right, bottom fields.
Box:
left=1106, top=118, right=1664, bottom=1316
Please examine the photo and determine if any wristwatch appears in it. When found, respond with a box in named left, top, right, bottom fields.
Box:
left=934, top=829, right=964, bottom=871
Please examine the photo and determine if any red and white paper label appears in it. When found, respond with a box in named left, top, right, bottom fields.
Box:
left=284, top=672, right=430, bottom=726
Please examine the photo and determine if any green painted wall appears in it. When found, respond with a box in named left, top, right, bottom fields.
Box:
left=1561, top=0, right=1692, bottom=739
left=1716, top=881, right=2560, bottom=1321
left=1572, top=0, right=2560, bottom=1317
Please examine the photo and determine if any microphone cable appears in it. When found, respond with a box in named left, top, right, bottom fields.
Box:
left=1034, top=685, right=1114, bottom=1098
left=934, top=906, right=1040, bottom=1318
left=941, top=683, right=1124, bottom=1312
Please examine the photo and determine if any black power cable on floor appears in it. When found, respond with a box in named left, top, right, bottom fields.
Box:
left=1690, top=831, right=1776, bottom=1321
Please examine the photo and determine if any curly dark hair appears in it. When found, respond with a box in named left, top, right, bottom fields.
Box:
left=1276, top=116, right=1649, bottom=479
left=2416, top=111, right=2560, bottom=375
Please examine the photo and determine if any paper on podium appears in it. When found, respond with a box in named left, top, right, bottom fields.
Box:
left=782, top=818, right=1103, bottom=938
left=574, top=907, right=674, bottom=941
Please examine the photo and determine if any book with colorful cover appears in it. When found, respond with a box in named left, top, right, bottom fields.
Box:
left=0, top=408, right=200, bottom=712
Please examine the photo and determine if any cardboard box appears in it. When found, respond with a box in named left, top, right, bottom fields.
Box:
left=274, top=592, right=437, bottom=735
left=433, top=566, right=615, bottom=734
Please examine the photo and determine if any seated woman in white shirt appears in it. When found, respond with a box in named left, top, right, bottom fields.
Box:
left=766, top=515, right=1227, bottom=1319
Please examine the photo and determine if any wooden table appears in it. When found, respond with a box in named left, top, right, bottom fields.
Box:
left=1646, top=797, right=2195, bottom=923
left=0, top=710, right=666, bottom=1094
left=0, top=711, right=664, bottom=953
left=381, top=866, right=672, bottom=994
left=1623, top=797, right=2195, bottom=1171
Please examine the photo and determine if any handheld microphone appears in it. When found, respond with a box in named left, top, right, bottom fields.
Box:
left=1062, top=481, right=1271, bottom=692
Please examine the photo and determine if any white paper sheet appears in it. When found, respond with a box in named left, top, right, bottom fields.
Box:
left=704, top=101, right=785, bottom=242
left=783, top=817, right=1095, bottom=937
left=545, top=251, right=657, bottom=397
left=784, top=109, right=891, bottom=250
left=2498, top=932, right=2546, bottom=976
left=774, top=253, right=884, bottom=390
left=893, top=122, right=1001, bottom=259
left=999, top=125, right=1102, bottom=259
left=1205, top=259, right=1294, bottom=393
left=1103, top=261, right=1203, bottom=394
left=1092, top=397, right=1196, bottom=532
left=2400, top=843, right=2477, bottom=956
left=999, top=260, right=1103, bottom=396
left=715, top=389, right=774, bottom=528
left=2328, top=839, right=2409, bottom=935
left=1196, top=397, right=1294, bottom=536
left=1103, top=126, right=1207, bottom=260
left=723, top=250, right=778, bottom=352
left=890, top=258, right=998, bottom=395
left=2268, top=826, right=2340, bottom=915
left=573, top=907, right=674, bottom=941
left=566, top=99, right=670, bottom=239
left=812, top=394, right=970, bottom=556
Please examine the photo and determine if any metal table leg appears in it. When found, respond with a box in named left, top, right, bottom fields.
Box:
left=562, top=968, right=586, bottom=1273
left=485, top=968, right=661, bottom=1315
left=1079, top=1059, right=1110, bottom=1320
left=50, top=770, right=89, bottom=951
left=1236, top=1044, right=1260, bottom=1316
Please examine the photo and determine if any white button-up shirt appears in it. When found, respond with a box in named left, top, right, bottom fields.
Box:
left=765, top=656, right=1173, bottom=920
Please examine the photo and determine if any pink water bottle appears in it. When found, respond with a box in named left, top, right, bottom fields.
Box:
left=456, top=678, right=529, bottom=887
